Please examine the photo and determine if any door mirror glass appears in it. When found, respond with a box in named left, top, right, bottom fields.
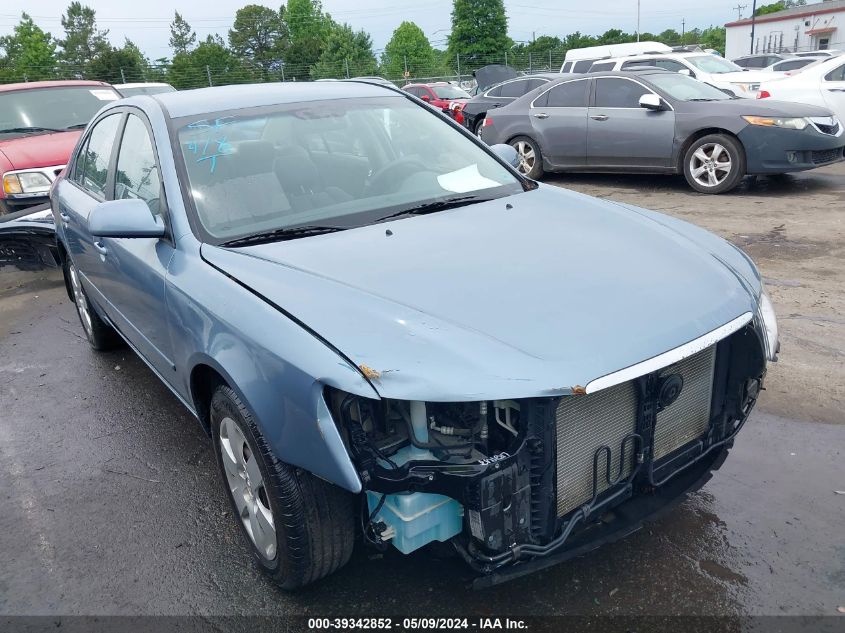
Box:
left=678, top=68, right=692, bottom=77
left=490, top=143, right=520, bottom=168
left=88, top=199, right=165, bottom=238
left=639, top=94, right=663, bottom=110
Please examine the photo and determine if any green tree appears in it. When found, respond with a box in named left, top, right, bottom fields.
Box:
left=447, top=0, right=511, bottom=64
left=284, top=0, right=333, bottom=73
left=58, top=2, right=110, bottom=72
left=755, top=1, right=805, bottom=16
left=699, top=26, right=726, bottom=55
left=88, top=39, right=147, bottom=83
left=169, top=11, right=196, bottom=56
left=228, top=4, right=288, bottom=78
left=381, top=21, right=435, bottom=80
left=0, top=13, right=58, bottom=81
left=168, top=34, right=256, bottom=89
left=311, top=23, right=376, bottom=79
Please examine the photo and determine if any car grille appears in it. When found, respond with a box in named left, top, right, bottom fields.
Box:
left=555, top=346, right=717, bottom=517
left=811, top=148, right=843, bottom=165
left=808, top=117, right=841, bottom=136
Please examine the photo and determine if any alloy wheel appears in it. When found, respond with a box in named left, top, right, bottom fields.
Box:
left=68, top=263, right=93, bottom=337
left=689, top=143, right=732, bottom=188
left=513, top=140, right=536, bottom=175
left=219, top=416, right=277, bottom=560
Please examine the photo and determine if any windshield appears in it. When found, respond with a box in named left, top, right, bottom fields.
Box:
left=685, top=55, right=743, bottom=74
left=647, top=73, right=733, bottom=101
left=432, top=85, right=471, bottom=99
left=0, top=86, right=120, bottom=138
left=118, top=85, right=176, bottom=97
left=176, top=96, right=522, bottom=242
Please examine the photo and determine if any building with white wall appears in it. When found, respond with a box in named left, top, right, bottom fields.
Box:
left=725, top=0, right=845, bottom=59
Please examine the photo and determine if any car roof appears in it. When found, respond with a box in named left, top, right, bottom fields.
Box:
left=114, top=82, right=172, bottom=89
left=0, top=79, right=113, bottom=93
left=604, top=51, right=710, bottom=63
left=152, top=81, right=401, bottom=119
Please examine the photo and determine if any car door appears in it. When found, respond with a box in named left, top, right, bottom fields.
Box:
left=55, top=112, right=124, bottom=292
left=820, top=61, right=845, bottom=121
left=92, top=111, right=176, bottom=375
left=529, top=79, right=589, bottom=167
left=586, top=77, right=675, bottom=169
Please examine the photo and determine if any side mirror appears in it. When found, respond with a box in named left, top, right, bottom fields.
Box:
left=88, top=198, right=165, bottom=238
left=490, top=143, right=520, bottom=168
left=639, top=94, right=663, bottom=111
left=678, top=68, right=693, bottom=77
left=421, top=94, right=431, bottom=102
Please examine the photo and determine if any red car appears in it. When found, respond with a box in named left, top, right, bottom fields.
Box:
left=402, top=82, right=471, bottom=124
left=0, top=80, right=121, bottom=215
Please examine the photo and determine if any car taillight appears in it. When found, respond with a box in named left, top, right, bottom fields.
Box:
left=757, top=90, right=771, bottom=99
left=483, top=117, right=493, bottom=127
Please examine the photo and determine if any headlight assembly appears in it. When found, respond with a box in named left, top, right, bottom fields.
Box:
left=3, top=171, right=52, bottom=195
left=742, top=115, right=808, bottom=131
left=757, top=288, right=779, bottom=362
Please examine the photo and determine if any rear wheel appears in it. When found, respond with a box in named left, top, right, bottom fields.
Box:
left=683, top=134, right=745, bottom=194
left=210, top=386, right=355, bottom=590
left=509, top=136, right=544, bottom=180
left=66, top=259, right=123, bottom=350
left=473, top=117, right=485, bottom=137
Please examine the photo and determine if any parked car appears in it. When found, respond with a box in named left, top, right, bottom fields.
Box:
left=0, top=80, right=121, bottom=215
left=481, top=69, right=844, bottom=193
left=587, top=52, right=784, bottom=96
left=52, top=81, right=776, bottom=589
left=732, top=53, right=789, bottom=69
left=113, top=82, right=176, bottom=97
left=765, top=57, right=819, bottom=73
left=0, top=204, right=58, bottom=270
left=757, top=55, right=845, bottom=124
left=560, top=41, right=672, bottom=74
left=402, top=82, right=470, bottom=109
left=792, top=49, right=844, bottom=58
left=462, top=73, right=563, bottom=136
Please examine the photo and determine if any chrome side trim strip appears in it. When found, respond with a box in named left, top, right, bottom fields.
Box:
left=585, top=312, right=753, bottom=394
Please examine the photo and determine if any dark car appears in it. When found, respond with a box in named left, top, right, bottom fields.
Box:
left=462, top=73, right=563, bottom=136
left=482, top=69, right=845, bottom=193
left=732, top=53, right=790, bottom=69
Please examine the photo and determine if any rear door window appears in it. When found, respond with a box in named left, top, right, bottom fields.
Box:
left=572, top=59, right=595, bottom=73
left=545, top=80, right=588, bottom=107
left=590, top=62, right=616, bottom=72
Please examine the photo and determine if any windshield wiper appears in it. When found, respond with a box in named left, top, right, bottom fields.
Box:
left=0, top=126, right=64, bottom=134
left=65, top=123, right=89, bottom=130
left=375, top=194, right=495, bottom=223
left=687, top=98, right=718, bottom=101
left=220, top=224, right=345, bottom=247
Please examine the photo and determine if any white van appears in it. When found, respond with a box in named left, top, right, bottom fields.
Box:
left=561, top=41, right=672, bottom=73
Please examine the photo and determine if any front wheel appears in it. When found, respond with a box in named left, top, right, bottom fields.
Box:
left=683, top=134, right=745, bottom=194
left=210, top=385, right=355, bottom=590
left=509, top=136, right=544, bottom=179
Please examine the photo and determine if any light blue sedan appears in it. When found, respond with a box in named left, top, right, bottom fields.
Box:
left=51, top=81, right=778, bottom=589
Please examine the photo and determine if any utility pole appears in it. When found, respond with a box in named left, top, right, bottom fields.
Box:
left=681, top=19, right=686, bottom=42
left=734, top=3, right=747, bottom=20
left=636, top=0, right=641, bottom=42
left=750, top=0, right=758, bottom=54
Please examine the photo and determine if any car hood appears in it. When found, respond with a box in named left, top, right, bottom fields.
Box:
left=719, top=70, right=784, bottom=83
left=0, top=130, right=81, bottom=171
left=686, top=97, right=834, bottom=118
left=474, top=65, right=520, bottom=92
left=201, top=185, right=761, bottom=402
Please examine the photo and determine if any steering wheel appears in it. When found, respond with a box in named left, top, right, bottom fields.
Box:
left=365, top=157, right=429, bottom=195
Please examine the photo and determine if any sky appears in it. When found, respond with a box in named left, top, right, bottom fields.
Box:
left=1, top=0, right=750, bottom=59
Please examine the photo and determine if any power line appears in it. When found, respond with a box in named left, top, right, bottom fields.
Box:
left=734, top=4, right=747, bottom=20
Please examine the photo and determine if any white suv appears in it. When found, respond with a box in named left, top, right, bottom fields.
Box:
left=588, top=52, right=785, bottom=97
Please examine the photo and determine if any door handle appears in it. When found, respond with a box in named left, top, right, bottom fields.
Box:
left=59, top=211, right=70, bottom=224
left=93, top=240, right=108, bottom=256
left=825, top=87, right=845, bottom=92
left=590, top=114, right=609, bottom=121
left=533, top=112, right=550, bottom=119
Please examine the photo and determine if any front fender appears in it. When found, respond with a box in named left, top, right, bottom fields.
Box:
left=168, top=244, right=376, bottom=493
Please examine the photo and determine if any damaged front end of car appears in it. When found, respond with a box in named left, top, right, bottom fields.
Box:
left=325, top=317, right=768, bottom=587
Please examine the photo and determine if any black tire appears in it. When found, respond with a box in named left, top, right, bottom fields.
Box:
left=473, top=117, right=485, bottom=137
left=65, top=259, right=123, bottom=351
left=210, top=385, right=355, bottom=590
left=509, top=135, right=544, bottom=180
left=682, top=133, right=745, bottom=194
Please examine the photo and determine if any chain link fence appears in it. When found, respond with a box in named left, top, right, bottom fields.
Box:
left=2, top=50, right=575, bottom=90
